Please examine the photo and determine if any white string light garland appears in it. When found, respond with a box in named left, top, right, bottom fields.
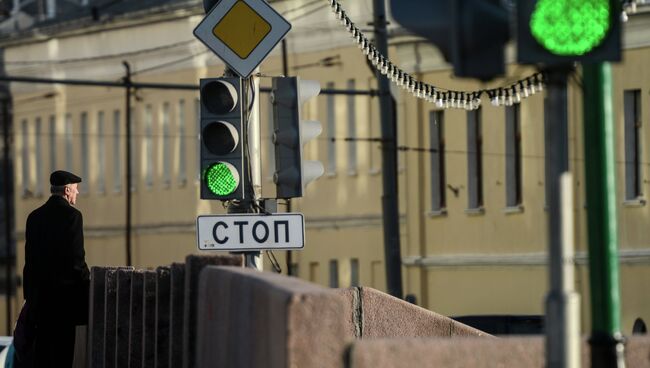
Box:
left=325, top=0, right=546, bottom=110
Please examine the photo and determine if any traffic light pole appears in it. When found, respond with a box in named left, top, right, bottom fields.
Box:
left=224, top=70, right=261, bottom=270
left=281, top=39, right=295, bottom=276
left=582, top=63, right=625, bottom=368
left=373, top=0, right=403, bottom=299
left=544, top=66, right=580, bottom=368
left=123, top=61, right=133, bottom=267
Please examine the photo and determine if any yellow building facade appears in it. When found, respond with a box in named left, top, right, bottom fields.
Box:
left=1, top=0, right=648, bottom=335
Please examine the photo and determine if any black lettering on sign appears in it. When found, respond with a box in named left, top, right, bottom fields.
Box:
left=252, top=221, right=269, bottom=243
left=274, top=220, right=290, bottom=243
left=233, top=221, right=249, bottom=243
left=212, top=221, right=229, bottom=244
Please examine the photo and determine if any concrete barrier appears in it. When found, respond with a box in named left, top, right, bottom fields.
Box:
left=168, top=262, right=185, bottom=368
left=115, top=269, right=133, bottom=368
left=182, top=254, right=243, bottom=368
left=626, top=336, right=650, bottom=367
left=337, top=287, right=487, bottom=339
left=142, top=270, right=157, bottom=368
left=87, top=267, right=110, bottom=368
left=155, top=266, right=171, bottom=368
left=347, top=336, right=650, bottom=368
left=196, top=266, right=350, bottom=368
left=348, top=337, right=542, bottom=368
left=128, top=270, right=145, bottom=368
left=103, top=269, right=119, bottom=368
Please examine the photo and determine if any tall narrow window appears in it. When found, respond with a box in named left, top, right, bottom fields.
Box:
left=309, top=262, right=319, bottom=283
left=624, top=90, right=642, bottom=201
left=97, top=111, right=106, bottom=194
left=144, top=105, right=154, bottom=189
left=347, top=79, right=357, bottom=174
left=326, top=82, right=336, bottom=175
left=34, top=118, right=43, bottom=196
left=350, top=259, right=359, bottom=287
left=65, top=113, right=73, bottom=172
left=21, top=119, right=29, bottom=196
left=162, top=102, right=171, bottom=187
left=430, top=110, right=446, bottom=212
left=505, top=103, right=522, bottom=207
left=80, top=112, right=89, bottom=194
left=467, top=108, right=483, bottom=210
left=113, top=110, right=122, bottom=193
left=328, top=259, right=339, bottom=288
left=177, top=99, right=187, bottom=185
left=49, top=115, right=56, bottom=174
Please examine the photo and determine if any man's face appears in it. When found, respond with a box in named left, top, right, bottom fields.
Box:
left=65, top=183, right=79, bottom=205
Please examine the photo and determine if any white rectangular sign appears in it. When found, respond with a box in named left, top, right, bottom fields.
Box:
left=196, top=213, right=304, bottom=251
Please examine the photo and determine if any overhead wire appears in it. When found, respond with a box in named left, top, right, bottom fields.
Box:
left=3, top=39, right=198, bottom=66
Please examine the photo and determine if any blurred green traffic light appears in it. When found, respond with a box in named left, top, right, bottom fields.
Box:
left=204, top=162, right=239, bottom=196
left=530, top=0, right=611, bottom=56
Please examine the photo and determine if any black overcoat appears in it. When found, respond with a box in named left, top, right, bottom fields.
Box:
left=23, top=195, right=90, bottom=325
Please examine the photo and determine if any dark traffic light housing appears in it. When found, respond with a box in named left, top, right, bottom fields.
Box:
left=390, top=0, right=510, bottom=81
left=199, top=77, right=247, bottom=200
left=271, top=76, right=323, bottom=199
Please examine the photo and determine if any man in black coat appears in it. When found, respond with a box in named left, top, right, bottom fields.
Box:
left=21, top=170, right=90, bottom=367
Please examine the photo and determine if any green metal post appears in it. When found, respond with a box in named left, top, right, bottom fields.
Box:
left=582, top=63, right=626, bottom=367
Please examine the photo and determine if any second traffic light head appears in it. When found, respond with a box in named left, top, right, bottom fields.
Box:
left=271, top=76, right=324, bottom=199
left=390, top=0, right=510, bottom=80
left=199, top=77, right=247, bottom=200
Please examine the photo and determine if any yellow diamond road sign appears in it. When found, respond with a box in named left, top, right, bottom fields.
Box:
left=194, top=0, right=291, bottom=78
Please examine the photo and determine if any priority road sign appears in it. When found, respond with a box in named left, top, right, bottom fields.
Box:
left=196, top=213, right=305, bottom=251
left=193, top=0, right=291, bottom=78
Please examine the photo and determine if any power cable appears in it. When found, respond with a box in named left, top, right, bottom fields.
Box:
left=131, top=50, right=212, bottom=76
left=3, top=39, right=197, bottom=66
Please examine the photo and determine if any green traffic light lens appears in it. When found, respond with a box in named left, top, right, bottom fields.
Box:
left=530, top=0, right=611, bottom=56
left=204, top=162, right=239, bottom=196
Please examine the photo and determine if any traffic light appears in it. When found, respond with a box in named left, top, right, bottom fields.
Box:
left=271, top=76, right=324, bottom=198
left=390, top=0, right=510, bottom=80
left=517, top=0, right=621, bottom=64
left=199, top=77, right=247, bottom=200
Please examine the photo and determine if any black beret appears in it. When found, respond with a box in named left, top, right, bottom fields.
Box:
left=50, top=170, right=82, bottom=186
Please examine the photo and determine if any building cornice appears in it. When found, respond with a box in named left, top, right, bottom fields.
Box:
left=403, top=249, right=650, bottom=267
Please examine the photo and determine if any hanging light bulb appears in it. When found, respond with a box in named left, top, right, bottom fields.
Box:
left=444, top=93, right=451, bottom=108
left=512, top=86, right=521, bottom=104
left=410, top=79, right=417, bottom=94
left=526, top=78, right=535, bottom=96
left=518, top=81, right=528, bottom=98
left=434, top=92, right=442, bottom=107
left=395, top=71, right=404, bottom=86
left=535, top=74, right=544, bottom=93
left=472, top=93, right=481, bottom=110
left=496, top=89, right=505, bottom=106
left=371, top=53, right=380, bottom=66
left=489, top=91, right=498, bottom=106
left=505, top=89, right=513, bottom=106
